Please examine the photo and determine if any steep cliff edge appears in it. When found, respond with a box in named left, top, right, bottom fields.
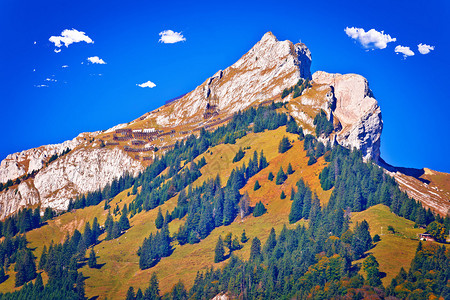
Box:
left=0, top=31, right=404, bottom=219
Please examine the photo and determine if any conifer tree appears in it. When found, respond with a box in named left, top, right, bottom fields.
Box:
left=290, top=187, right=295, bottom=200
left=38, top=245, right=47, bottom=270
left=276, top=166, right=287, bottom=185
left=253, top=201, right=267, bottom=217
left=287, top=163, right=294, bottom=175
left=268, top=172, right=274, bottom=181
left=280, top=190, right=286, bottom=199
left=249, top=237, right=261, bottom=261
left=88, top=248, right=97, bottom=268
left=0, top=265, right=6, bottom=284
left=259, top=150, right=268, bottom=170
left=278, top=136, right=292, bottom=153
left=254, top=180, right=261, bottom=191
left=363, top=254, right=382, bottom=286
left=126, top=286, right=135, bottom=300
left=214, top=236, right=225, bottom=263
left=240, top=229, right=248, bottom=243
left=263, top=228, right=277, bottom=254
left=155, top=208, right=164, bottom=229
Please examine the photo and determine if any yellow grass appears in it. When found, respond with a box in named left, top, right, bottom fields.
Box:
left=0, top=126, right=329, bottom=299
left=351, top=204, right=424, bottom=286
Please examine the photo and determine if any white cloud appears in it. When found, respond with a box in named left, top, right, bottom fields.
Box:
left=417, top=43, right=435, bottom=55
left=33, top=69, right=36, bottom=72
left=54, top=49, right=61, bottom=53
left=49, top=29, right=93, bottom=50
left=87, top=56, right=107, bottom=64
left=45, top=78, right=57, bottom=82
left=34, top=84, right=48, bottom=88
left=137, top=81, right=156, bottom=88
left=395, top=45, right=415, bottom=59
left=62, top=65, right=69, bottom=68
left=159, top=30, right=186, bottom=44
left=344, top=27, right=396, bottom=49
left=33, top=41, right=36, bottom=45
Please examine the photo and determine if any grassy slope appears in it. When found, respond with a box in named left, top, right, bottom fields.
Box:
left=351, top=204, right=424, bottom=286
left=1, top=126, right=431, bottom=299
left=0, top=126, right=330, bottom=299
left=82, top=127, right=330, bottom=299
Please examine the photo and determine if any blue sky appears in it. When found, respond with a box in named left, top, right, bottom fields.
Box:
left=0, top=0, right=449, bottom=172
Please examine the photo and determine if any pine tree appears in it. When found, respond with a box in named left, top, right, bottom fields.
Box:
left=253, top=180, right=261, bottom=191
left=276, top=166, right=287, bottom=185
left=88, top=248, right=97, bottom=268
left=250, top=237, right=261, bottom=261
left=259, top=150, right=268, bottom=170
left=83, top=222, right=94, bottom=247
left=253, top=201, right=267, bottom=217
left=223, top=189, right=236, bottom=226
left=0, top=265, right=6, bottom=284
left=105, top=212, right=114, bottom=240
left=38, top=245, right=47, bottom=270
left=92, top=217, right=101, bottom=244
left=214, top=236, right=225, bottom=263
left=263, top=228, right=277, bottom=254
left=240, top=230, right=248, bottom=243
left=352, top=220, right=373, bottom=259
left=290, top=187, right=295, bottom=200
left=144, top=272, right=161, bottom=300
left=278, top=136, right=292, bottom=153
left=155, top=208, right=164, bottom=229
left=171, top=281, right=187, bottom=300
left=118, top=207, right=130, bottom=232
left=363, top=254, right=382, bottom=286
left=268, top=172, right=274, bottom=181
left=126, top=286, right=136, bottom=300
left=287, top=163, right=294, bottom=175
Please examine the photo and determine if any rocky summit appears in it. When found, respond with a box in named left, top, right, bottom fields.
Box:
left=0, top=32, right=444, bottom=220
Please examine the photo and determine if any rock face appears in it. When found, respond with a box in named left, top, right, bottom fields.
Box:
left=147, top=32, right=312, bottom=126
left=0, top=146, right=143, bottom=219
left=0, top=133, right=94, bottom=184
left=0, top=31, right=386, bottom=219
left=312, top=71, right=383, bottom=162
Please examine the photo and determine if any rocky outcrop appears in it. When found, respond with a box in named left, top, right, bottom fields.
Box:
left=147, top=32, right=312, bottom=126
left=0, top=32, right=386, bottom=219
left=0, top=146, right=143, bottom=219
left=0, top=132, right=96, bottom=184
left=312, top=71, right=383, bottom=162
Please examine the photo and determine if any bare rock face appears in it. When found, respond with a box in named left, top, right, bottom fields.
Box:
left=312, top=71, right=383, bottom=162
left=148, top=32, right=312, bottom=126
left=0, top=145, right=143, bottom=219
left=0, top=133, right=94, bottom=184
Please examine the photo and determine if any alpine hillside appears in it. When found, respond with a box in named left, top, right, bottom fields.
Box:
left=0, top=32, right=449, bottom=300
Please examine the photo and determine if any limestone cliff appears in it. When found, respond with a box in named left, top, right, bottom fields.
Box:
left=312, top=71, right=383, bottom=162
left=0, top=32, right=388, bottom=219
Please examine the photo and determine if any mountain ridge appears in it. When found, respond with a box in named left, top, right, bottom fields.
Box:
left=0, top=32, right=447, bottom=220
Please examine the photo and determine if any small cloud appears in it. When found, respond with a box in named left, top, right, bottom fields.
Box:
left=137, top=80, right=156, bottom=88
left=33, top=69, right=36, bottom=72
left=33, top=41, right=37, bottom=45
left=49, top=29, right=93, bottom=51
left=87, top=56, right=106, bottom=64
left=395, top=45, right=415, bottom=59
left=45, top=78, right=57, bottom=82
left=62, top=65, right=69, bottom=68
left=417, top=43, right=435, bottom=55
left=344, top=27, right=396, bottom=50
left=54, top=49, right=61, bottom=53
left=159, top=30, right=186, bottom=44
left=34, top=84, right=48, bottom=88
